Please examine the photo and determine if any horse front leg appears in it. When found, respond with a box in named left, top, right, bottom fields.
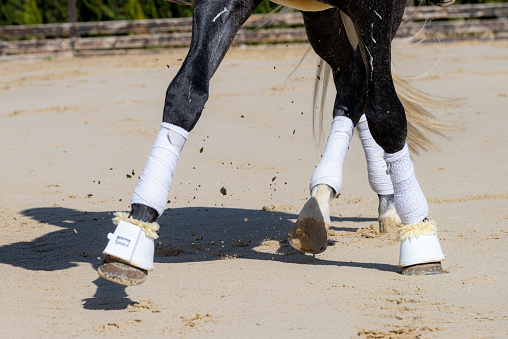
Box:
left=289, top=9, right=361, bottom=254
left=98, top=0, right=262, bottom=286
left=346, top=0, right=445, bottom=274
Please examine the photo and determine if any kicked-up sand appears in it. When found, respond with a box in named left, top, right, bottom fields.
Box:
left=0, top=39, right=507, bottom=337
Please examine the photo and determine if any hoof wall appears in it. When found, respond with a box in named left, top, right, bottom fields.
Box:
left=401, top=262, right=443, bottom=276
left=379, top=217, right=399, bottom=234
left=98, top=256, right=148, bottom=286
left=289, top=218, right=328, bottom=254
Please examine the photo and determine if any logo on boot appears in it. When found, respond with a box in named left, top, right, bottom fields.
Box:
left=115, top=235, right=131, bottom=247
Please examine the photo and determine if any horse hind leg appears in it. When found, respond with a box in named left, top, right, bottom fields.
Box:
left=346, top=0, right=444, bottom=274
left=356, top=114, right=401, bottom=233
left=98, top=0, right=263, bottom=285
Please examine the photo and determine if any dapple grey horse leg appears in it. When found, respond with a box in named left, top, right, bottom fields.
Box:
left=326, top=0, right=445, bottom=274
left=99, top=0, right=263, bottom=286
left=162, top=0, right=263, bottom=131
left=305, top=8, right=400, bottom=233
left=130, top=0, right=263, bottom=223
left=288, top=8, right=400, bottom=254
left=289, top=9, right=364, bottom=253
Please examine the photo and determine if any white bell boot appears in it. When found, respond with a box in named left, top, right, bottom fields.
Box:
left=397, top=219, right=445, bottom=267
left=102, top=212, right=159, bottom=271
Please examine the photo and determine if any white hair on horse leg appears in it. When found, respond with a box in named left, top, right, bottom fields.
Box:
left=131, top=123, right=189, bottom=216
left=310, top=116, right=353, bottom=197
left=212, top=7, right=229, bottom=23
left=356, top=114, right=394, bottom=195
left=384, top=144, right=428, bottom=225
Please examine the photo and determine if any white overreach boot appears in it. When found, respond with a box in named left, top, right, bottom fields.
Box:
left=99, top=212, right=159, bottom=285
left=385, top=144, right=445, bottom=274
left=103, top=212, right=159, bottom=271
left=397, top=220, right=445, bottom=267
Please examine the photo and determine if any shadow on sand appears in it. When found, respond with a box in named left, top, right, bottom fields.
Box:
left=0, top=206, right=398, bottom=310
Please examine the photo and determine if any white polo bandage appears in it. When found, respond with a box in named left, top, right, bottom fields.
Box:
left=357, top=114, right=394, bottom=196
left=384, top=144, right=428, bottom=225
left=131, top=123, right=189, bottom=216
left=310, top=116, right=353, bottom=197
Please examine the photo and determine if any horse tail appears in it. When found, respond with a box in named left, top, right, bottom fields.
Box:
left=392, top=69, right=462, bottom=154
left=312, top=9, right=462, bottom=153
left=312, top=62, right=461, bottom=154
left=312, top=58, right=332, bottom=146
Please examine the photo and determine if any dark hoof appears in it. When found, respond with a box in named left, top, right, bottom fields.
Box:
left=98, top=255, right=148, bottom=286
left=429, top=0, right=455, bottom=7
left=288, top=218, right=328, bottom=254
left=401, top=262, right=444, bottom=276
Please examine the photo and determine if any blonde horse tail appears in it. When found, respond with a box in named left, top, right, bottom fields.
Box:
left=392, top=69, right=462, bottom=154
left=312, top=58, right=332, bottom=146
left=312, top=60, right=461, bottom=154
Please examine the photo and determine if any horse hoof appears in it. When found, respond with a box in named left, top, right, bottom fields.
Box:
left=379, top=216, right=399, bottom=234
left=401, top=262, right=444, bottom=276
left=289, top=218, right=328, bottom=254
left=98, top=255, right=148, bottom=286
left=378, top=194, right=400, bottom=234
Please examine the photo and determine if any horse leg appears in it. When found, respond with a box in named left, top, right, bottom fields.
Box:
left=343, top=0, right=445, bottom=274
left=98, top=0, right=262, bottom=285
left=356, top=114, right=400, bottom=233
left=289, top=9, right=364, bottom=254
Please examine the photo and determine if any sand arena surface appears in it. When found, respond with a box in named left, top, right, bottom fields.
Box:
left=0, top=40, right=507, bottom=337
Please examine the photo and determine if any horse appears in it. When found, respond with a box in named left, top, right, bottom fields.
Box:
left=98, top=0, right=456, bottom=286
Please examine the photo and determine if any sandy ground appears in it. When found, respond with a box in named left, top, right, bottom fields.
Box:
left=0, top=39, right=507, bottom=338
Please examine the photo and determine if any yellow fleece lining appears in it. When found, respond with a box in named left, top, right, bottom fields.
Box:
left=396, top=219, right=437, bottom=241
left=112, top=212, right=160, bottom=240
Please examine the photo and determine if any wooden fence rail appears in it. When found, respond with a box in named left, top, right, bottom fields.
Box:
left=1, top=3, right=507, bottom=56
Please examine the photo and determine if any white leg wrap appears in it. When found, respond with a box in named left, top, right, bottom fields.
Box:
left=384, top=144, right=427, bottom=225
left=131, top=123, right=189, bottom=216
left=385, top=145, right=445, bottom=266
left=103, top=212, right=160, bottom=270
left=310, top=116, right=353, bottom=197
left=356, top=114, right=394, bottom=196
